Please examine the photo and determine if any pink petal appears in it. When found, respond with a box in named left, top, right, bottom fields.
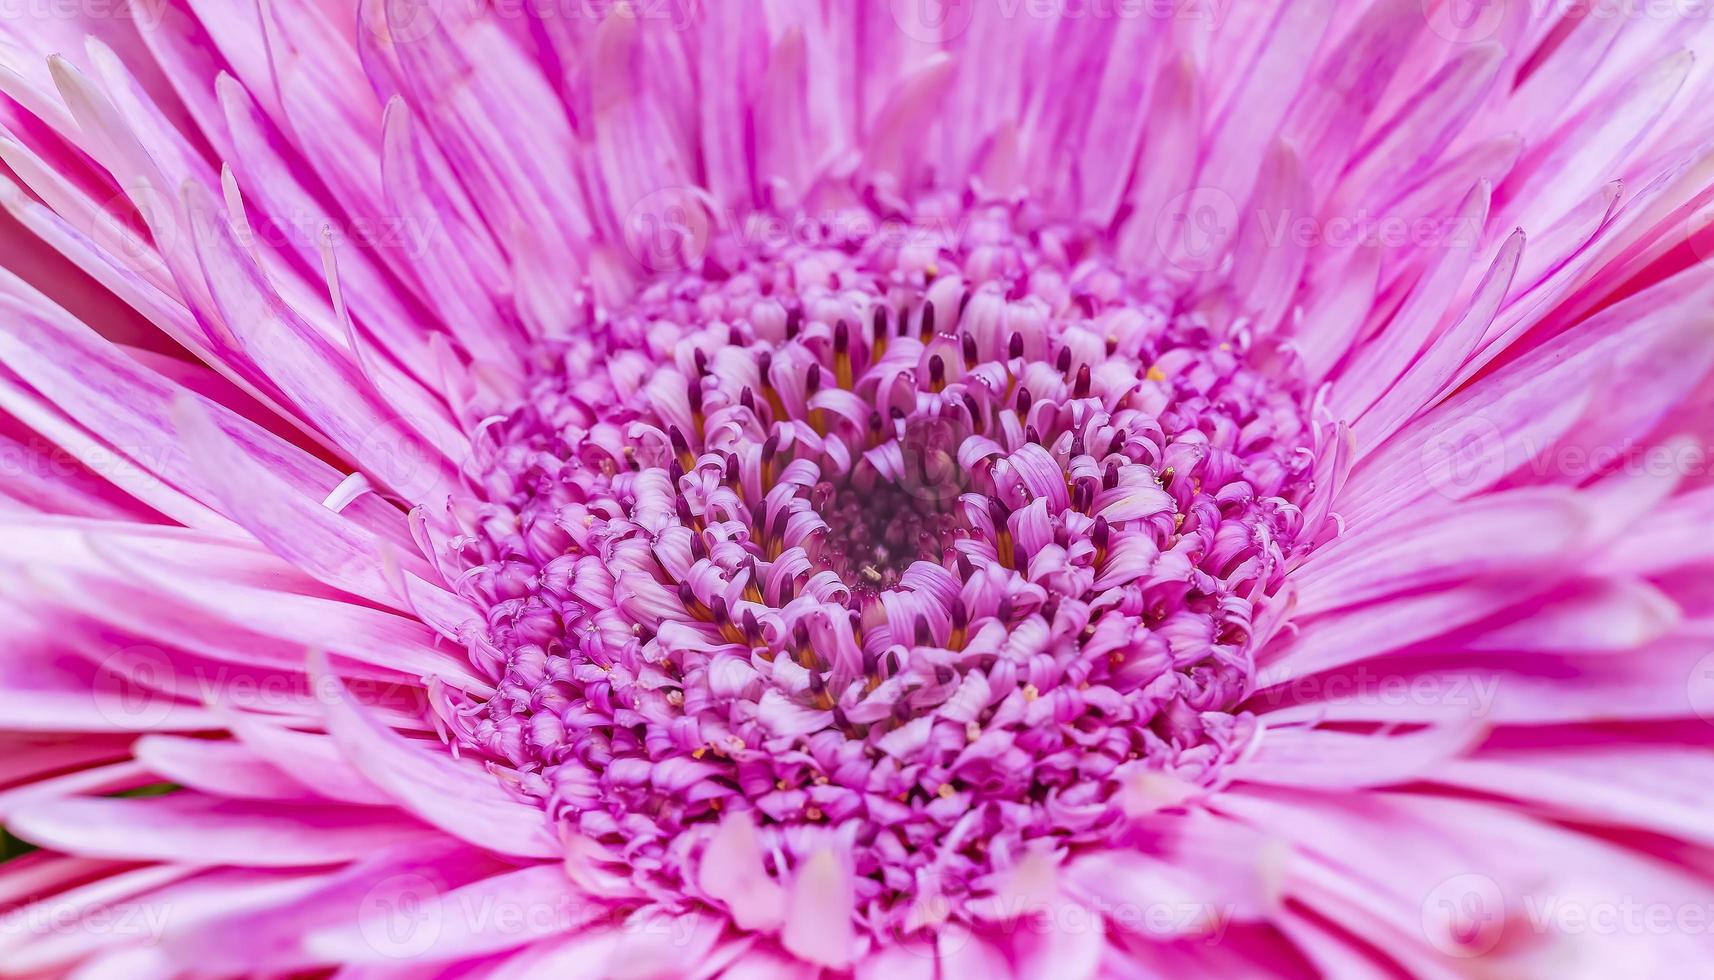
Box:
left=315, top=653, right=560, bottom=859
left=6, top=794, right=441, bottom=866
left=780, top=850, right=856, bottom=969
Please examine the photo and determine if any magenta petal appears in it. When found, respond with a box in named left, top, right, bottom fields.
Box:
left=697, top=812, right=786, bottom=931
left=315, top=655, right=559, bottom=859
left=780, top=850, right=857, bottom=969
left=2, top=5, right=1714, bottom=978
left=6, top=795, right=440, bottom=866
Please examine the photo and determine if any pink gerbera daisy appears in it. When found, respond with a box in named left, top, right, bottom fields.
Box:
left=1, top=0, right=1713, bottom=975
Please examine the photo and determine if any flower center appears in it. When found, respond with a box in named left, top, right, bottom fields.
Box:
left=447, top=197, right=1318, bottom=938
left=812, top=473, right=961, bottom=592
